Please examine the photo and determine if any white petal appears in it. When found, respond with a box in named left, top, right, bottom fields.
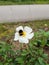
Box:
left=16, top=26, right=23, bottom=32
left=19, top=37, right=29, bottom=44
left=14, top=32, right=19, bottom=41
left=26, top=32, right=34, bottom=39
left=24, top=26, right=32, bottom=33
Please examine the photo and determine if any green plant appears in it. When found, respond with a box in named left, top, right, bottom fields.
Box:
left=34, top=29, right=49, bottom=47
left=0, top=29, right=49, bottom=65
left=0, top=40, right=48, bottom=65
left=15, top=44, right=48, bottom=65
left=0, top=41, right=18, bottom=65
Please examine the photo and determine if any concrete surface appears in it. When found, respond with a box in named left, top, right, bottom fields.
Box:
left=0, top=5, right=49, bottom=23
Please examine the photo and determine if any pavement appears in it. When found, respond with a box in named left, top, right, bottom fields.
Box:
left=0, top=5, right=49, bottom=23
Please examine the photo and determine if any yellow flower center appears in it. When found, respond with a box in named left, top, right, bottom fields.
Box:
left=22, top=32, right=26, bottom=37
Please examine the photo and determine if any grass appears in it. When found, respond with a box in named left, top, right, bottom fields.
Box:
left=0, top=20, right=49, bottom=41
left=0, top=1, right=49, bottom=5
left=0, top=20, right=49, bottom=64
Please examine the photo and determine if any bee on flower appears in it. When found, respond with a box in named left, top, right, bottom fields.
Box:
left=14, top=26, right=34, bottom=44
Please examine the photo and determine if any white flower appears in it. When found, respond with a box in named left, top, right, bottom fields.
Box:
left=14, top=26, right=34, bottom=44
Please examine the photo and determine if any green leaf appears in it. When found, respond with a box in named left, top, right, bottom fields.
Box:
left=0, top=62, right=3, bottom=65
left=44, top=31, right=49, bottom=37
left=4, top=63, right=9, bottom=65
left=46, top=64, right=49, bottom=65
left=21, top=50, right=28, bottom=56
left=15, top=57, right=24, bottom=64
left=42, top=54, right=48, bottom=59
left=38, top=57, right=46, bottom=65
left=35, top=61, right=40, bottom=65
